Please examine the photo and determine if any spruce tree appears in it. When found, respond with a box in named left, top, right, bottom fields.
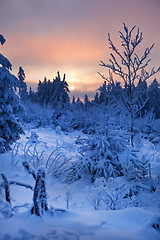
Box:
left=84, top=94, right=90, bottom=109
left=18, top=66, right=27, bottom=100
left=98, top=81, right=108, bottom=105
left=148, top=79, right=160, bottom=118
left=50, top=72, right=70, bottom=108
left=136, top=78, right=148, bottom=117
left=28, top=87, right=36, bottom=102
left=94, top=92, right=99, bottom=104
left=72, top=95, right=76, bottom=104
left=0, top=34, right=23, bottom=152
left=76, top=97, right=83, bottom=109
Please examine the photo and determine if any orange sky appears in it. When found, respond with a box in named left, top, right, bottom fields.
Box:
left=0, top=0, right=160, bottom=98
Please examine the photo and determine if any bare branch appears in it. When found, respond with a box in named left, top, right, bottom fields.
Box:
left=108, top=33, right=128, bottom=66
left=9, top=181, right=33, bottom=190
left=22, top=161, right=36, bottom=180
left=135, top=97, right=149, bottom=118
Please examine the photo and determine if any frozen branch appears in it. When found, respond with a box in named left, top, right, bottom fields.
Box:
left=9, top=181, right=33, bottom=190
left=22, top=161, right=36, bottom=180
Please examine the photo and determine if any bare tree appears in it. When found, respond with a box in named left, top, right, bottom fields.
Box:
left=64, top=185, right=75, bottom=209
left=99, top=23, right=160, bottom=146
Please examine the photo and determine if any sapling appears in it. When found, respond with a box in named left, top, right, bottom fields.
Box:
left=64, top=185, right=75, bottom=209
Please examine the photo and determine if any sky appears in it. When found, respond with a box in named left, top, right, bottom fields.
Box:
left=0, top=0, right=160, bottom=99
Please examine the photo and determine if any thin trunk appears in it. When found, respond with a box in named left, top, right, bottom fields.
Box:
left=32, top=169, right=48, bottom=216
left=1, top=174, right=11, bottom=204
left=131, top=125, right=134, bottom=147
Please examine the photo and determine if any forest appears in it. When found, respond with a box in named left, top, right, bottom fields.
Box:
left=0, top=24, right=160, bottom=240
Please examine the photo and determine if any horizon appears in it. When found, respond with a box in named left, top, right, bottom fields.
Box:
left=0, top=0, right=160, bottom=98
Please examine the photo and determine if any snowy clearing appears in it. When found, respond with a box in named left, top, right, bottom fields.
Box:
left=0, top=127, right=160, bottom=240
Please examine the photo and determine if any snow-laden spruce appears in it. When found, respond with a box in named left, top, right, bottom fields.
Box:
left=36, top=72, right=70, bottom=108
left=18, top=66, right=28, bottom=101
left=0, top=34, right=23, bottom=152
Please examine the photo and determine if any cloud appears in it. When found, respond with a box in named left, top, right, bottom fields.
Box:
left=0, top=0, right=160, bottom=93
left=3, top=34, right=102, bottom=65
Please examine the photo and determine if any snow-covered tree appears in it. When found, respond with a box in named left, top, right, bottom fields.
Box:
left=98, top=81, right=108, bottom=105
left=28, top=87, right=36, bottom=102
left=99, top=23, right=160, bottom=146
left=72, top=95, right=76, bottom=104
left=136, top=78, right=148, bottom=117
left=18, top=66, right=27, bottom=100
left=50, top=72, right=70, bottom=108
left=148, top=79, right=160, bottom=118
left=36, top=72, right=70, bottom=108
left=76, top=97, right=83, bottom=109
left=69, top=134, right=125, bottom=182
left=94, top=92, right=99, bottom=104
left=0, top=35, right=12, bottom=71
left=0, top=34, right=23, bottom=152
left=84, top=94, right=90, bottom=109
left=36, top=77, right=47, bottom=105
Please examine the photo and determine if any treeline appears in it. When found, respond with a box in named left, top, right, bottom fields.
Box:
left=24, top=73, right=160, bottom=119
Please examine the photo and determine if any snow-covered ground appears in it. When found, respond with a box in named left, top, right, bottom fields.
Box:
left=0, top=127, right=160, bottom=240
left=0, top=207, right=160, bottom=240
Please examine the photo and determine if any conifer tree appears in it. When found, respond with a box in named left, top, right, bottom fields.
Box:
left=148, top=79, right=160, bottom=118
left=72, top=95, right=76, bottom=104
left=18, top=66, right=27, bottom=100
left=29, top=87, right=32, bottom=95
left=84, top=94, right=90, bottom=109
left=76, top=97, right=83, bottom=109
left=98, top=81, right=108, bottom=105
left=0, top=34, right=23, bottom=152
left=94, top=92, right=99, bottom=104
left=36, top=72, right=70, bottom=108
left=136, top=78, right=148, bottom=117
left=50, top=72, right=70, bottom=108
left=37, top=80, right=43, bottom=104
left=28, top=87, right=36, bottom=102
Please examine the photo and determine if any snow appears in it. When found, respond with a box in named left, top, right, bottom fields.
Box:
left=0, top=206, right=159, bottom=239
left=1, top=25, right=160, bottom=239
left=0, top=126, right=160, bottom=240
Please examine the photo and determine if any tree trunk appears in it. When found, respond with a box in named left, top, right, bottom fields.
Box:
left=131, top=125, right=134, bottom=147
left=1, top=174, right=11, bottom=204
left=32, top=168, right=48, bottom=216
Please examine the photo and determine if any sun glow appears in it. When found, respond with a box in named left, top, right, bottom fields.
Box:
left=70, top=85, right=75, bottom=91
